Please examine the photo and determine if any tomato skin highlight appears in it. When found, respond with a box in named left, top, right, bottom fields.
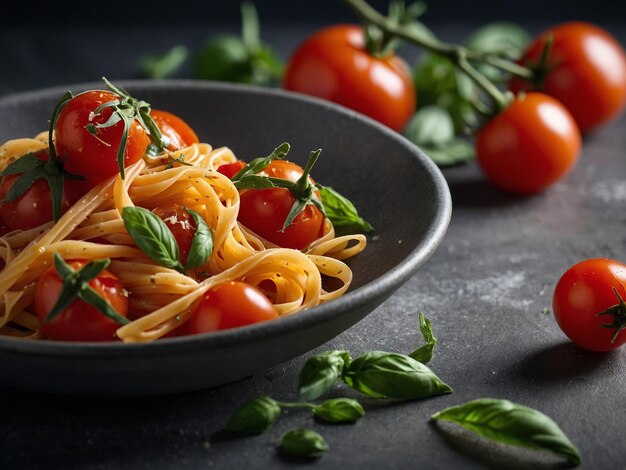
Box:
left=475, top=93, right=580, bottom=194
left=152, top=203, right=197, bottom=266
left=0, top=150, right=83, bottom=231
left=237, top=160, right=324, bottom=250
left=189, top=281, right=279, bottom=333
left=284, top=24, right=416, bottom=132
left=150, top=109, right=199, bottom=151
left=510, top=22, right=626, bottom=132
left=553, top=258, right=626, bottom=352
left=55, top=90, right=150, bottom=187
left=35, top=260, right=128, bottom=342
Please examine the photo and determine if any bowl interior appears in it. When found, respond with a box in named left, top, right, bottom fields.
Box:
left=0, top=81, right=451, bottom=394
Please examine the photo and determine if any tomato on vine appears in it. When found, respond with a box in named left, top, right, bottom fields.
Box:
left=553, top=258, right=626, bottom=352
left=475, top=93, right=580, bottom=194
left=510, top=22, right=626, bottom=133
left=283, top=24, right=415, bottom=132
left=35, top=255, right=129, bottom=342
left=150, top=109, right=199, bottom=151
left=189, top=281, right=278, bottom=333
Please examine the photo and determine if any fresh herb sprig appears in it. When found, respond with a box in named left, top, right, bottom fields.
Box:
left=432, top=398, right=582, bottom=466
left=45, top=253, right=129, bottom=326
left=122, top=206, right=212, bottom=272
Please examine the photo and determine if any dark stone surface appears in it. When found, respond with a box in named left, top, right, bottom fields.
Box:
left=1, top=18, right=625, bottom=469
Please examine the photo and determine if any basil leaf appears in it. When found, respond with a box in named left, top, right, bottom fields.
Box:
left=432, top=398, right=581, bottom=466
left=421, top=138, right=475, bottom=167
left=343, top=351, right=452, bottom=400
left=139, top=45, right=188, bottom=80
left=299, top=350, right=351, bottom=401
left=313, top=398, right=364, bottom=424
left=465, top=22, right=531, bottom=57
left=280, top=428, right=328, bottom=459
left=409, top=312, right=437, bottom=363
left=319, top=186, right=374, bottom=236
left=184, top=209, right=213, bottom=270
left=404, top=105, right=455, bottom=147
left=225, top=396, right=281, bottom=435
left=122, top=206, right=183, bottom=272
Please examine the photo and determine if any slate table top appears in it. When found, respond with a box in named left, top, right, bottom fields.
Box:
left=0, top=19, right=624, bottom=469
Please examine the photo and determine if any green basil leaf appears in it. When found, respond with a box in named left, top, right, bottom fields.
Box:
left=409, top=312, right=437, bottom=363
left=122, top=206, right=183, bottom=272
left=421, top=138, right=475, bottom=167
left=299, top=350, right=351, bottom=401
left=313, top=398, right=365, bottom=424
left=225, top=396, right=281, bottom=435
left=184, top=209, right=213, bottom=270
left=139, top=45, right=188, bottom=79
left=194, top=35, right=251, bottom=83
left=404, top=105, right=455, bottom=147
left=319, top=186, right=374, bottom=236
left=464, top=22, right=531, bottom=58
left=280, top=428, right=328, bottom=459
left=343, top=351, right=452, bottom=400
left=432, top=398, right=581, bottom=466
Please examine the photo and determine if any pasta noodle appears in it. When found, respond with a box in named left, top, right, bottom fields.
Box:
left=0, top=138, right=366, bottom=343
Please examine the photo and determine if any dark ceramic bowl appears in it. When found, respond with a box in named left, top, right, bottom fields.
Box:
left=0, top=81, right=451, bottom=395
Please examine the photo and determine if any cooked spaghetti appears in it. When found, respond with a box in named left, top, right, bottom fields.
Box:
left=0, top=138, right=367, bottom=343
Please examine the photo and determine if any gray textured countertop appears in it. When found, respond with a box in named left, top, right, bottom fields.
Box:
left=1, top=20, right=625, bottom=469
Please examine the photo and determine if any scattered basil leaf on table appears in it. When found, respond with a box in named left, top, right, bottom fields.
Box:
left=184, top=208, right=213, bottom=270
left=343, top=351, right=453, bottom=399
left=225, top=396, right=281, bottom=435
left=313, top=398, right=365, bottom=423
left=280, top=428, right=329, bottom=458
left=299, top=350, right=351, bottom=401
left=432, top=398, right=581, bottom=466
left=139, top=45, right=188, bottom=79
left=122, top=206, right=184, bottom=272
left=319, top=186, right=374, bottom=236
left=409, top=312, right=437, bottom=363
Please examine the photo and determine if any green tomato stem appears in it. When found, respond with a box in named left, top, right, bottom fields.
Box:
left=344, top=0, right=518, bottom=111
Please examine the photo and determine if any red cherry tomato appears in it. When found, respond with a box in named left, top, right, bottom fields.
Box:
left=510, top=22, right=626, bottom=132
left=553, top=258, right=626, bottom=352
left=0, top=151, right=84, bottom=231
left=152, top=203, right=196, bottom=266
left=284, top=24, right=416, bottom=132
left=55, top=90, right=151, bottom=187
left=475, top=92, right=581, bottom=194
left=189, top=281, right=279, bottom=333
left=237, top=160, right=324, bottom=249
left=35, top=260, right=128, bottom=341
left=217, top=161, right=246, bottom=179
left=150, top=109, right=199, bottom=151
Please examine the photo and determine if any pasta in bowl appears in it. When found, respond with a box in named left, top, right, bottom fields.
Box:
left=0, top=80, right=450, bottom=395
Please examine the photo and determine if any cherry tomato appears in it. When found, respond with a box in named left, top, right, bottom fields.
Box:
left=475, top=92, right=580, bottom=194
left=152, top=203, right=196, bottom=266
left=237, top=160, right=324, bottom=249
left=283, top=24, right=416, bottom=132
left=35, top=260, right=128, bottom=341
left=553, top=258, right=626, bottom=352
left=150, top=109, right=199, bottom=151
left=217, top=161, right=246, bottom=179
left=0, top=151, right=84, bottom=231
left=510, top=22, right=626, bottom=132
left=189, top=281, right=278, bottom=333
left=55, top=90, right=151, bottom=187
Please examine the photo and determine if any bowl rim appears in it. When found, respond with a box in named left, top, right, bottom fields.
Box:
left=0, top=79, right=452, bottom=358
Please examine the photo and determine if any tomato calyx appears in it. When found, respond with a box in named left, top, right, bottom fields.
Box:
left=87, top=78, right=170, bottom=178
left=231, top=142, right=326, bottom=231
left=517, top=34, right=557, bottom=92
left=45, top=253, right=129, bottom=326
left=596, top=287, right=626, bottom=343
